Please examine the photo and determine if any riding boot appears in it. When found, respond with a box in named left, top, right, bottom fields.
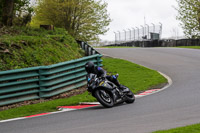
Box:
left=114, top=80, right=128, bottom=93
left=112, top=76, right=128, bottom=93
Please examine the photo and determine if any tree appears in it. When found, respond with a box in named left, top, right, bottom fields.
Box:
left=32, top=0, right=111, bottom=41
left=176, top=0, right=200, bottom=38
left=0, top=0, right=32, bottom=27
left=13, top=0, right=33, bottom=26
left=1, top=0, right=15, bottom=26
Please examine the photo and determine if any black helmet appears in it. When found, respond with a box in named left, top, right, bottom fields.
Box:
left=85, top=61, right=95, bottom=73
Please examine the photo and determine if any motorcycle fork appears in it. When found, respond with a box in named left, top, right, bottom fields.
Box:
left=115, top=87, right=123, bottom=96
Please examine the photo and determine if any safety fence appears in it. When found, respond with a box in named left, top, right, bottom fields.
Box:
left=0, top=42, right=102, bottom=106
left=106, top=39, right=200, bottom=47
left=77, top=40, right=100, bottom=56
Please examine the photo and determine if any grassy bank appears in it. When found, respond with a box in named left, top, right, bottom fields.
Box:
left=153, top=123, right=200, bottom=133
left=95, top=46, right=135, bottom=48
left=0, top=27, right=84, bottom=71
left=177, top=46, right=200, bottom=49
left=0, top=57, right=167, bottom=120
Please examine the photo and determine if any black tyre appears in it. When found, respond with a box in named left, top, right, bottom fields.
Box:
left=94, top=89, right=114, bottom=108
left=125, top=90, right=135, bottom=104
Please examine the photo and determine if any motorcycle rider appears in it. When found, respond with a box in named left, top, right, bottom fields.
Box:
left=85, top=61, right=127, bottom=92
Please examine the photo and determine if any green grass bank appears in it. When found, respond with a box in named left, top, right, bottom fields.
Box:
left=153, top=123, right=200, bottom=133
left=95, top=46, right=135, bottom=48
left=176, top=46, right=200, bottom=49
left=0, top=27, right=84, bottom=71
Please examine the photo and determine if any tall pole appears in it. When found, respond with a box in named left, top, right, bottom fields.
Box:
left=114, top=32, right=117, bottom=45
left=136, top=27, right=139, bottom=40
left=151, top=23, right=155, bottom=33
left=141, top=25, right=144, bottom=39
left=123, top=29, right=126, bottom=42
left=145, top=24, right=149, bottom=39
left=159, top=22, right=162, bottom=39
left=128, top=29, right=131, bottom=41
left=132, top=27, right=135, bottom=41
left=118, top=31, right=121, bottom=43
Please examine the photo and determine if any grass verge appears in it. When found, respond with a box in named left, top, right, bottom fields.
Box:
left=153, top=123, right=200, bottom=133
left=177, top=46, right=200, bottom=49
left=0, top=57, right=167, bottom=120
left=95, top=46, right=135, bottom=48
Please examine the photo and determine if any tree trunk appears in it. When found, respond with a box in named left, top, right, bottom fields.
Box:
left=2, top=0, right=14, bottom=26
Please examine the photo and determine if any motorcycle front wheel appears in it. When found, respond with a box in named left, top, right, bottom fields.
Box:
left=94, top=89, right=114, bottom=108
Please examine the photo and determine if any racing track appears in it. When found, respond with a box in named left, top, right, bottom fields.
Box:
left=1, top=48, right=200, bottom=133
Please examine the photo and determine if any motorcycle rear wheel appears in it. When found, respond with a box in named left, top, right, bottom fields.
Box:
left=94, top=89, right=114, bottom=108
left=125, top=90, right=135, bottom=104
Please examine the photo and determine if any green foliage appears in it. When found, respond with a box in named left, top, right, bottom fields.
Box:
left=0, top=0, right=33, bottom=26
left=177, top=46, right=200, bottom=49
left=95, top=46, right=136, bottom=48
left=31, top=0, right=111, bottom=41
left=0, top=27, right=84, bottom=71
left=176, top=0, right=200, bottom=38
left=13, top=0, right=34, bottom=26
left=153, top=123, right=200, bottom=133
left=14, top=0, right=30, bottom=11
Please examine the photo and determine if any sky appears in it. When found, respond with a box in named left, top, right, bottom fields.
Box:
left=99, top=0, right=184, bottom=41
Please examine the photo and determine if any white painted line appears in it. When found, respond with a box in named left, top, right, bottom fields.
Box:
left=0, top=117, right=25, bottom=123
left=158, top=71, right=173, bottom=91
left=0, top=108, right=78, bottom=123
left=57, top=108, right=77, bottom=112
left=94, top=48, right=109, bottom=49
left=135, top=95, right=143, bottom=98
left=79, top=102, right=100, bottom=105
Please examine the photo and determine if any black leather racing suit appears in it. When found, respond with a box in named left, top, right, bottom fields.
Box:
left=89, top=66, right=121, bottom=87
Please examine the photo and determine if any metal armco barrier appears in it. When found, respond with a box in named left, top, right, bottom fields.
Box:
left=77, top=41, right=100, bottom=56
left=0, top=45, right=102, bottom=106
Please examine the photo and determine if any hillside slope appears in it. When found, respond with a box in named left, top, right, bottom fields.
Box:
left=0, top=27, right=84, bottom=71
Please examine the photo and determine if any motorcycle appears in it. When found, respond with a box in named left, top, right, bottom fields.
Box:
left=87, top=73, right=135, bottom=108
